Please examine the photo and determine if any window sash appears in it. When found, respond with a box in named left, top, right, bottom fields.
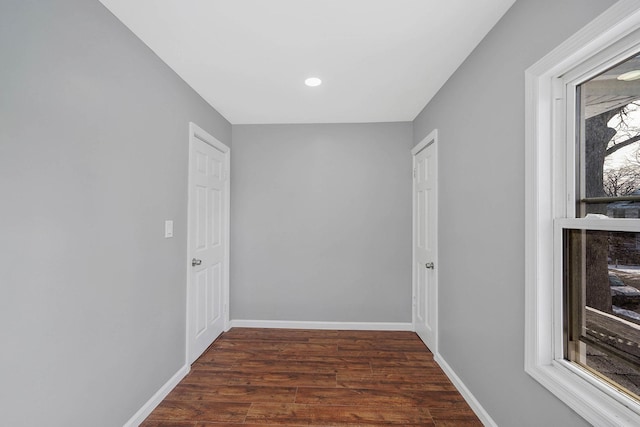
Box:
left=555, top=219, right=640, bottom=409
left=556, top=218, right=640, bottom=233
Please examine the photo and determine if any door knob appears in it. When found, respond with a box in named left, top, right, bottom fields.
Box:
left=425, top=262, right=435, bottom=269
left=192, top=258, right=202, bottom=267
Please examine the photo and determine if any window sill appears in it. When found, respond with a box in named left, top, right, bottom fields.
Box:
left=526, top=359, right=640, bottom=426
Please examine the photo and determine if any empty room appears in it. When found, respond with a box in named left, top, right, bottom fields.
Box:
left=4, top=0, right=640, bottom=426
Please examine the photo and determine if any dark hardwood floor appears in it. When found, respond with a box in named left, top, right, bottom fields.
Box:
left=141, top=328, right=482, bottom=426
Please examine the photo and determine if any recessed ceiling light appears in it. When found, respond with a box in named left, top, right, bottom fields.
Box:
left=305, top=77, right=322, bottom=87
left=617, top=70, right=640, bottom=81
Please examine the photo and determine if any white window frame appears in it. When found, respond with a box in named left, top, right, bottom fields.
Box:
left=525, top=1, right=640, bottom=425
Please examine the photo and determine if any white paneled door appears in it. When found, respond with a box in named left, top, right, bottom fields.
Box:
left=412, top=130, right=438, bottom=352
left=187, top=123, right=229, bottom=364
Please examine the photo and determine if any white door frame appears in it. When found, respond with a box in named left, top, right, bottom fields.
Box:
left=185, top=122, right=230, bottom=364
left=411, top=129, right=438, bottom=353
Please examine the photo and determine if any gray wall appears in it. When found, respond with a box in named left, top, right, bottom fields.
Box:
left=0, top=1, right=230, bottom=426
left=231, top=123, right=412, bottom=322
left=412, top=0, right=615, bottom=425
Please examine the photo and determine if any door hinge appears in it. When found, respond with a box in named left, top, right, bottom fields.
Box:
left=413, top=168, right=416, bottom=179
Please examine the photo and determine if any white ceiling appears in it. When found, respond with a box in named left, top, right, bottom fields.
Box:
left=98, top=0, right=516, bottom=124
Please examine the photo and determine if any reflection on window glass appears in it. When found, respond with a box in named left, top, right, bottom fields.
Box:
left=579, top=53, right=640, bottom=218
left=564, top=229, right=640, bottom=401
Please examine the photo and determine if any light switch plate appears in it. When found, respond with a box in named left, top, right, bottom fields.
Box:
left=164, top=220, right=174, bottom=238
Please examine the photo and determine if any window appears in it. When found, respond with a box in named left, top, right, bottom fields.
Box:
left=562, top=55, right=640, bottom=402
left=526, top=2, right=640, bottom=425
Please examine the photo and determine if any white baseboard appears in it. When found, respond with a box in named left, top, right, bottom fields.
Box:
left=434, top=353, right=497, bottom=427
left=123, top=364, right=190, bottom=427
left=229, top=319, right=414, bottom=331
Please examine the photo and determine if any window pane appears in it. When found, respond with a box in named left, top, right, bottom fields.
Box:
left=564, top=228, right=640, bottom=401
left=578, top=53, right=640, bottom=218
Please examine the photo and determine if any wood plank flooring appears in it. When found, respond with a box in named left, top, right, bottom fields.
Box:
left=141, top=328, right=482, bottom=426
